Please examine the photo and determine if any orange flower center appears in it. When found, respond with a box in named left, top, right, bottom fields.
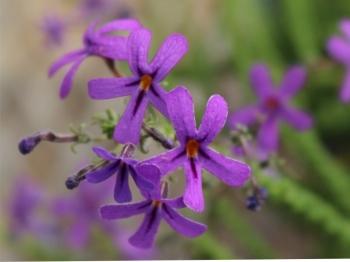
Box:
left=186, top=139, right=200, bottom=158
left=152, top=200, right=162, bottom=208
left=140, top=75, right=153, bottom=91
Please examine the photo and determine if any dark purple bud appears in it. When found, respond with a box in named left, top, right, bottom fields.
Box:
left=246, top=187, right=268, bottom=211
left=65, top=176, right=80, bottom=190
left=246, top=195, right=260, bottom=211
left=18, top=136, right=41, bottom=155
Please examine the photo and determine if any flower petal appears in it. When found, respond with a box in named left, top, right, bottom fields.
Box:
left=250, top=64, right=274, bottom=99
left=183, top=159, right=204, bottom=213
left=340, top=70, right=350, bottom=102
left=128, top=29, right=152, bottom=75
left=166, top=86, right=197, bottom=143
left=161, top=204, right=207, bottom=237
left=148, top=83, right=169, bottom=118
left=327, top=36, right=350, bottom=64
left=133, top=163, right=160, bottom=199
left=88, top=77, right=138, bottom=99
left=198, top=95, right=228, bottom=145
left=150, top=33, right=188, bottom=81
left=92, top=146, right=117, bottom=161
left=48, top=49, right=86, bottom=77
left=163, top=197, right=186, bottom=209
left=59, top=55, right=86, bottom=99
left=114, top=162, right=132, bottom=203
left=200, top=147, right=251, bottom=187
left=114, top=89, right=149, bottom=144
left=280, top=66, right=307, bottom=98
left=228, top=105, right=260, bottom=129
left=144, top=147, right=186, bottom=175
left=257, top=117, right=279, bottom=153
left=100, top=200, right=152, bottom=219
left=129, top=207, right=162, bottom=249
left=281, top=106, right=313, bottom=131
left=98, top=19, right=142, bottom=34
left=340, top=19, right=350, bottom=39
left=86, top=162, right=119, bottom=183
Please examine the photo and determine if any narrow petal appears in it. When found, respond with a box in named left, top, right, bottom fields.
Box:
left=161, top=204, right=207, bottom=237
left=198, top=95, right=228, bottom=145
left=257, top=117, right=279, bottom=153
left=200, top=147, right=251, bottom=187
left=166, top=86, right=197, bottom=143
left=67, top=220, right=90, bottom=249
left=128, top=165, right=155, bottom=194
left=183, top=159, right=204, bottom=213
left=250, top=64, right=274, bottom=99
left=88, top=77, right=138, bottom=99
left=48, top=49, right=86, bottom=77
left=114, top=89, right=149, bottom=144
left=163, top=197, right=186, bottom=209
left=100, top=200, right=152, bottom=220
left=134, top=163, right=161, bottom=199
left=150, top=33, right=188, bottom=81
left=340, top=19, right=350, bottom=39
left=92, top=146, right=117, bottom=161
left=340, top=70, right=350, bottom=102
left=148, top=83, right=169, bottom=118
left=280, top=66, right=307, bottom=98
left=327, top=36, right=350, bottom=64
left=59, top=56, right=86, bottom=99
left=144, top=147, right=186, bottom=175
left=98, top=19, right=142, bottom=34
left=281, top=106, right=313, bottom=131
left=129, top=207, right=162, bottom=249
left=94, top=37, right=129, bottom=60
left=128, top=29, right=152, bottom=75
left=114, top=163, right=132, bottom=203
left=86, top=162, right=119, bottom=183
left=228, top=105, right=260, bottom=129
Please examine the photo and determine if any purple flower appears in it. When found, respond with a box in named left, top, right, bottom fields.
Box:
left=145, top=87, right=251, bottom=212
left=100, top=164, right=207, bottom=249
left=49, top=18, right=142, bottom=99
left=229, top=64, right=313, bottom=154
left=85, top=146, right=154, bottom=203
left=88, top=28, right=188, bottom=144
left=327, top=19, right=350, bottom=102
left=7, top=176, right=44, bottom=237
left=40, top=15, right=66, bottom=48
left=53, top=181, right=115, bottom=250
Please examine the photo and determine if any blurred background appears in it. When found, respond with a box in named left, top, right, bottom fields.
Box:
left=1, top=0, right=350, bottom=259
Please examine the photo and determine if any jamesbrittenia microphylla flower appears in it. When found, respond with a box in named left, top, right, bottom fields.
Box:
left=18, top=18, right=253, bottom=249
left=88, top=28, right=188, bottom=145
left=49, top=18, right=142, bottom=99
left=229, top=64, right=313, bottom=155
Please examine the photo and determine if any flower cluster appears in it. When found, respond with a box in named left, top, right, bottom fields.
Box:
left=24, top=14, right=350, bottom=251
left=20, top=18, right=253, bottom=249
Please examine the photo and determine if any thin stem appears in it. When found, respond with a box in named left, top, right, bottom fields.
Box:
left=142, top=123, right=175, bottom=149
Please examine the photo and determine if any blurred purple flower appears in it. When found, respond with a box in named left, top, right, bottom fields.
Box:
left=48, top=18, right=141, bottom=99
left=100, top=164, right=207, bottom=249
left=88, top=28, right=188, bottom=144
left=327, top=19, right=350, bottom=102
left=53, top=181, right=116, bottom=250
left=40, top=15, right=66, bottom=48
left=145, top=87, right=251, bottom=212
left=85, top=146, right=154, bottom=203
left=229, top=64, right=313, bottom=154
left=7, top=177, right=43, bottom=237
